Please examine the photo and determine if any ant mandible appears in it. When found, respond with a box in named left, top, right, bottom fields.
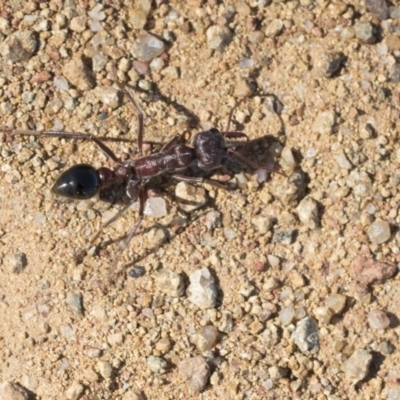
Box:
left=2, top=73, right=282, bottom=265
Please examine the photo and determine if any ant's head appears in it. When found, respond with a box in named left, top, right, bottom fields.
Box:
left=52, top=164, right=102, bottom=199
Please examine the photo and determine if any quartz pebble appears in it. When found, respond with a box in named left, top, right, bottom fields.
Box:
left=251, top=216, right=273, bottom=234
left=292, top=316, right=320, bottom=353
left=368, top=220, right=391, bottom=244
left=175, top=181, right=208, bottom=212
left=205, top=210, right=222, bottom=230
left=296, top=196, right=319, bottom=229
left=147, top=356, right=167, bottom=374
left=191, top=325, right=219, bottom=352
left=312, top=110, right=336, bottom=135
left=66, top=381, right=85, bottom=400
left=325, top=294, right=347, bottom=314
left=133, top=32, right=165, bottom=62
left=368, top=309, right=390, bottom=330
left=280, top=147, right=297, bottom=174
left=144, top=197, right=167, bottom=218
left=0, top=381, right=30, bottom=400
left=354, top=21, right=375, bottom=43
left=66, top=291, right=84, bottom=317
left=187, top=268, right=218, bottom=309
left=155, top=269, right=185, bottom=298
left=265, top=19, right=283, bottom=38
left=279, top=306, right=295, bottom=326
left=94, top=86, right=121, bottom=109
left=387, top=386, right=400, bottom=400
left=341, top=349, right=372, bottom=381
left=206, top=25, right=233, bottom=51
left=178, top=356, right=210, bottom=394
left=97, top=361, right=113, bottom=379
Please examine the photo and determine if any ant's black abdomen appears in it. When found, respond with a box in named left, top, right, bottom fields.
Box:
left=52, top=164, right=101, bottom=199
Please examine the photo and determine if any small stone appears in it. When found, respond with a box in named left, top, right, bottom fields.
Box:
left=219, top=311, right=234, bottom=333
left=70, top=16, right=87, bottom=32
left=368, top=220, right=391, bottom=244
left=133, top=32, right=165, bottom=62
left=146, top=226, right=168, bottom=248
left=251, top=216, right=273, bottom=234
left=272, top=230, right=295, bottom=244
left=65, top=381, right=84, bottom=400
left=144, top=197, right=167, bottom=218
left=175, top=181, right=208, bottom=212
left=0, top=30, right=38, bottom=62
left=3, top=252, right=27, bottom=274
left=63, top=57, right=95, bottom=90
left=387, top=386, right=400, bottom=400
left=312, top=51, right=343, bottom=78
left=97, top=361, right=113, bottom=379
left=66, top=291, right=84, bottom=317
left=346, top=170, right=372, bottom=197
left=296, top=196, right=319, bottom=229
left=279, top=306, right=295, bottom=326
left=368, top=309, right=390, bottom=330
left=270, top=171, right=306, bottom=207
left=336, top=150, right=353, bottom=169
left=205, top=210, right=222, bottom=230
left=341, top=349, right=372, bottom=381
left=54, top=76, right=69, bottom=91
left=85, top=347, right=102, bottom=358
left=314, top=306, right=333, bottom=325
left=147, top=356, right=167, bottom=374
left=187, top=268, right=218, bottom=309
left=155, top=338, right=172, bottom=354
left=154, top=269, right=185, bottom=298
left=365, top=0, right=389, bottom=20
left=191, top=325, right=219, bottom=352
left=206, top=25, right=233, bottom=51
left=128, top=266, right=146, bottom=278
left=88, top=4, right=106, bottom=21
left=0, top=381, right=30, bottom=400
left=292, top=316, right=320, bottom=353
left=312, top=110, right=336, bottom=135
left=265, top=19, right=283, bottom=38
left=280, top=146, right=297, bottom=174
left=94, top=86, right=121, bottom=109
left=122, top=390, right=145, bottom=400
left=354, top=21, right=375, bottom=44
left=178, top=356, right=210, bottom=394
left=390, top=63, right=400, bottom=83
left=350, top=247, right=396, bottom=291
left=149, top=57, right=165, bottom=72
left=325, top=294, right=347, bottom=314
left=107, top=332, right=124, bottom=346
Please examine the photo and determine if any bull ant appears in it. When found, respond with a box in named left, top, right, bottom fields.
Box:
left=1, top=76, right=282, bottom=266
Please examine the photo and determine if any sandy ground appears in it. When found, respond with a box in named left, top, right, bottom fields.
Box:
left=1, top=0, right=400, bottom=399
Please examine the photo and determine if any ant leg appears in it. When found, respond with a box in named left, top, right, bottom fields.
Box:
left=112, top=71, right=144, bottom=155
left=224, top=97, right=247, bottom=134
left=75, top=201, right=134, bottom=263
left=171, top=174, right=228, bottom=190
left=224, top=131, right=249, bottom=140
left=228, top=149, right=286, bottom=177
left=5, top=129, right=120, bottom=163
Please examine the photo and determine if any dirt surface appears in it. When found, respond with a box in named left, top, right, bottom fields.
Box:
left=1, top=0, right=400, bottom=399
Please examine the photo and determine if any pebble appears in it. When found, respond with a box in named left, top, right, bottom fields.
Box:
left=251, top=216, right=273, bottom=234
left=54, top=76, right=69, bottom=91
left=88, top=4, right=106, bottom=21
left=312, top=110, right=336, bottom=135
left=292, top=316, right=320, bottom=353
left=368, top=220, right=391, bottom=244
left=175, top=181, right=208, bottom=212
left=314, top=306, right=333, bottom=325
left=354, top=21, right=375, bottom=44
left=0, top=30, right=38, bottom=62
left=206, top=25, right=233, bottom=51
left=365, top=0, right=389, bottom=20
left=219, top=311, right=234, bottom=333
left=147, top=356, right=167, bottom=374
left=66, top=291, right=84, bottom=317
left=154, top=269, right=185, bottom=297
left=270, top=171, right=306, bottom=207
left=63, top=57, right=95, bottom=91
left=178, top=356, right=210, bottom=394
left=350, top=247, right=396, bottom=290
left=341, top=349, right=372, bottom=381
left=325, top=294, right=347, bottom=315
left=265, top=19, right=283, bottom=38
left=65, top=381, right=85, bottom=400
left=280, top=147, right=297, bottom=174
left=149, top=57, right=165, bottom=72
left=94, top=86, right=121, bottom=109
left=346, top=170, right=372, bottom=197
left=122, top=391, right=145, bottom=400
left=191, top=325, right=219, bottom=352
left=368, top=309, right=390, bottom=330
left=335, top=150, right=353, bottom=170
left=379, top=340, right=395, bottom=355
left=0, top=381, right=30, bottom=400
left=3, top=252, right=27, bottom=274
left=128, top=266, right=146, bottom=278
left=296, top=196, right=319, bottom=229
left=133, top=32, right=165, bottom=62
left=187, top=268, right=218, bottom=309
left=272, top=230, right=295, bottom=244
left=97, top=360, right=113, bottom=379
left=205, top=210, right=222, bottom=230
left=144, top=197, right=167, bottom=218
left=107, top=332, right=124, bottom=346
left=390, top=63, right=400, bottom=82
left=146, top=226, right=168, bottom=248
left=279, top=306, right=295, bottom=326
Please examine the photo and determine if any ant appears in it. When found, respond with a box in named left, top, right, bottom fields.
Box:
left=1, top=76, right=282, bottom=266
